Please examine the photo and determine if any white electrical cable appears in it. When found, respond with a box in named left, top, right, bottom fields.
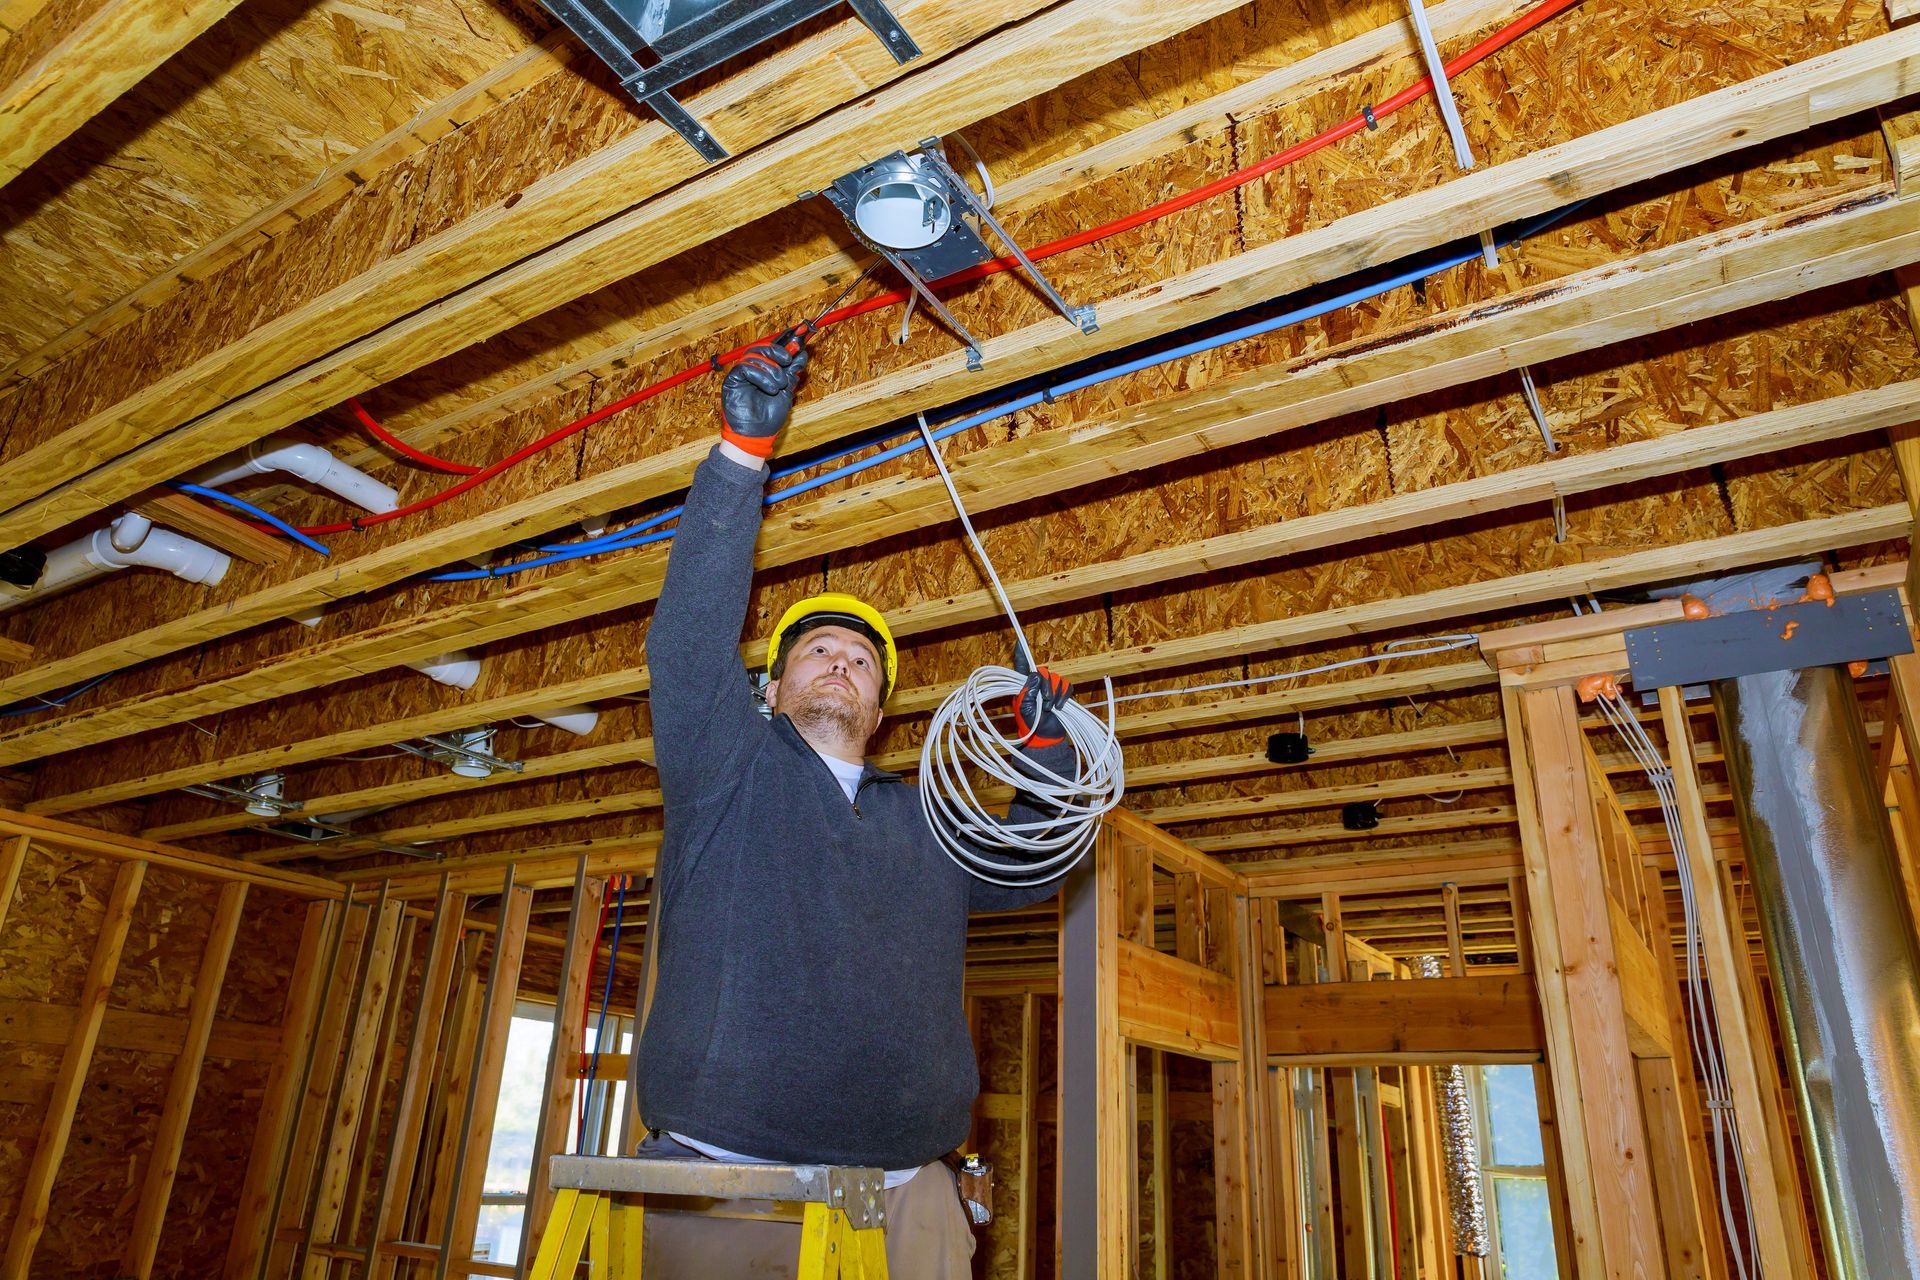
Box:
left=1093, top=634, right=1481, bottom=708
left=913, top=415, right=1125, bottom=886
left=910, top=412, right=1484, bottom=885
left=1592, top=688, right=1759, bottom=1280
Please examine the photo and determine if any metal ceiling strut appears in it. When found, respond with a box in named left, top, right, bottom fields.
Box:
left=541, top=0, right=923, bottom=161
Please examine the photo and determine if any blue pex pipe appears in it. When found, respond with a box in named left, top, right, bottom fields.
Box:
left=432, top=199, right=1588, bottom=583
left=170, top=482, right=333, bottom=556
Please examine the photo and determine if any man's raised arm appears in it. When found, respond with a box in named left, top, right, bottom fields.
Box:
left=644, top=341, right=807, bottom=785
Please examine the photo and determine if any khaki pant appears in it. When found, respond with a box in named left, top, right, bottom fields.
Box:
left=637, top=1158, right=975, bottom=1279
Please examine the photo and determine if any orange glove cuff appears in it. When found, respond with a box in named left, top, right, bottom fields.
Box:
left=720, top=424, right=778, bottom=457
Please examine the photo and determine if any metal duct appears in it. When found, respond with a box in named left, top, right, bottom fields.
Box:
left=1713, top=662, right=1920, bottom=1278
left=1414, top=954, right=1491, bottom=1256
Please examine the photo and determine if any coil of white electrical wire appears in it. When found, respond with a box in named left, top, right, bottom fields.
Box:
left=920, top=664, right=1125, bottom=886
left=911, top=415, right=1125, bottom=886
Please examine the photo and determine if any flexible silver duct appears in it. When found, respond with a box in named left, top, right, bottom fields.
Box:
left=1714, top=661, right=1920, bottom=1279
left=1414, top=954, right=1491, bottom=1256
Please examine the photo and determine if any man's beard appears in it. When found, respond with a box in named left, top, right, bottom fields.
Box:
left=781, top=679, right=873, bottom=745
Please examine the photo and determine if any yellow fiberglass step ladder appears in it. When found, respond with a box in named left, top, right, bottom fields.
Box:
left=530, top=1155, right=889, bottom=1279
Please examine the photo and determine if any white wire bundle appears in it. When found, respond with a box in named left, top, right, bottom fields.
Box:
left=909, top=413, right=1486, bottom=885
left=921, top=665, right=1126, bottom=886
left=1592, top=688, right=1760, bottom=1280
left=912, top=415, right=1125, bottom=885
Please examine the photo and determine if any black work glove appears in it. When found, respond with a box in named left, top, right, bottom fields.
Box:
left=719, top=337, right=808, bottom=458
left=1012, top=648, right=1073, bottom=749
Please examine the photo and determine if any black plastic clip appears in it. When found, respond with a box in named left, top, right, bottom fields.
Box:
left=1361, top=105, right=1379, bottom=131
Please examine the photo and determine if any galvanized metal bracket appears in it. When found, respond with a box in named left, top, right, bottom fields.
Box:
left=540, top=0, right=922, bottom=162
left=1625, top=587, right=1913, bottom=689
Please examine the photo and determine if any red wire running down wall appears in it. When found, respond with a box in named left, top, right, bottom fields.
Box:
left=312, top=0, right=1585, bottom=537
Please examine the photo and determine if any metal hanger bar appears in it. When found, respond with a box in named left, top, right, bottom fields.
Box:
left=924, top=148, right=1096, bottom=335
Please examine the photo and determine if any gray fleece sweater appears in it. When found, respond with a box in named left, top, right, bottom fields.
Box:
left=630, top=447, right=1069, bottom=1170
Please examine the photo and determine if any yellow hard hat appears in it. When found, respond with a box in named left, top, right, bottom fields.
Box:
left=767, top=592, right=898, bottom=701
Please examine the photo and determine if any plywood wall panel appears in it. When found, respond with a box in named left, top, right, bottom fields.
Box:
left=36, top=1045, right=171, bottom=1277
left=110, top=863, right=216, bottom=1016
left=0, top=844, right=119, bottom=1004
left=149, top=1054, right=275, bottom=1279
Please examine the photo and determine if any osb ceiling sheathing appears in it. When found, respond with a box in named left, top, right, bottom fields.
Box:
left=0, top=0, right=1913, bottom=923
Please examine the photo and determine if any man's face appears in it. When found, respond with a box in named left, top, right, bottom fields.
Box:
left=766, top=624, right=886, bottom=744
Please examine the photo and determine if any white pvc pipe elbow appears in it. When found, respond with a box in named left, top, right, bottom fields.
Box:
left=409, top=650, right=482, bottom=690
left=198, top=441, right=399, bottom=514
left=532, top=705, right=599, bottom=736
left=90, top=513, right=231, bottom=585
left=0, top=514, right=231, bottom=613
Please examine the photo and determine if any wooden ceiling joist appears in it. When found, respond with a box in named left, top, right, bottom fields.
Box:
left=27, top=497, right=1903, bottom=817
left=142, top=663, right=1497, bottom=847
left=1139, top=765, right=1513, bottom=825
left=1189, top=805, right=1520, bottom=854
left=1242, top=840, right=1524, bottom=893
left=8, top=176, right=1916, bottom=778
left=4, top=23, right=1917, bottom=716
left=0, top=0, right=1249, bottom=547
left=0, top=0, right=245, bottom=188
left=243, top=738, right=1506, bottom=864
left=334, top=0, right=1533, bottom=466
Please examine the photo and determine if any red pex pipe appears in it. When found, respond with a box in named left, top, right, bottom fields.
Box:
left=310, top=0, right=1584, bottom=537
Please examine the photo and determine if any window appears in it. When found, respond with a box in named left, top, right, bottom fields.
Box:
left=470, top=1001, right=636, bottom=1265
left=471, top=1003, right=557, bottom=1265
left=1471, top=1065, right=1559, bottom=1280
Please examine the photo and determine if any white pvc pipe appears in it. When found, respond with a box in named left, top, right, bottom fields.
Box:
left=198, top=440, right=399, bottom=514
left=409, top=650, right=482, bottom=690
left=532, top=705, right=599, bottom=736
left=0, top=513, right=230, bottom=614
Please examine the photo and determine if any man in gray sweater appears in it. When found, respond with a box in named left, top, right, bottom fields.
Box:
left=630, top=337, right=1077, bottom=1276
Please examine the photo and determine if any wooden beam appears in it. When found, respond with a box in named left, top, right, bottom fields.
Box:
left=1116, top=937, right=1242, bottom=1060
left=0, top=857, right=145, bottom=1280
left=1263, top=973, right=1542, bottom=1059
left=1656, top=686, right=1813, bottom=1279
left=1143, top=766, right=1512, bottom=826
left=0, top=992, right=279, bottom=1061
left=1018, top=991, right=1037, bottom=1280
left=223, top=900, right=335, bottom=1280
left=522, top=867, right=605, bottom=1262
left=0, top=808, right=341, bottom=896
left=122, top=880, right=248, bottom=1279
left=1502, top=687, right=1605, bottom=1278
left=36, top=492, right=1910, bottom=818
left=131, top=492, right=294, bottom=566
left=11, top=26, right=1920, bottom=715
left=266, top=900, right=371, bottom=1278
left=300, top=897, right=407, bottom=1276
left=0, top=0, right=245, bottom=188
left=1330, top=1064, right=1375, bottom=1280
left=0, top=831, right=25, bottom=935
left=0, top=0, right=1247, bottom=544
left=368, top=883, right=466, bottom=1280
left=445, top=882, right=534, bottom=1266
left=1188, top=806, right=1519, bottom=855
left=1517, top=686, right=1666, bottom=1276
